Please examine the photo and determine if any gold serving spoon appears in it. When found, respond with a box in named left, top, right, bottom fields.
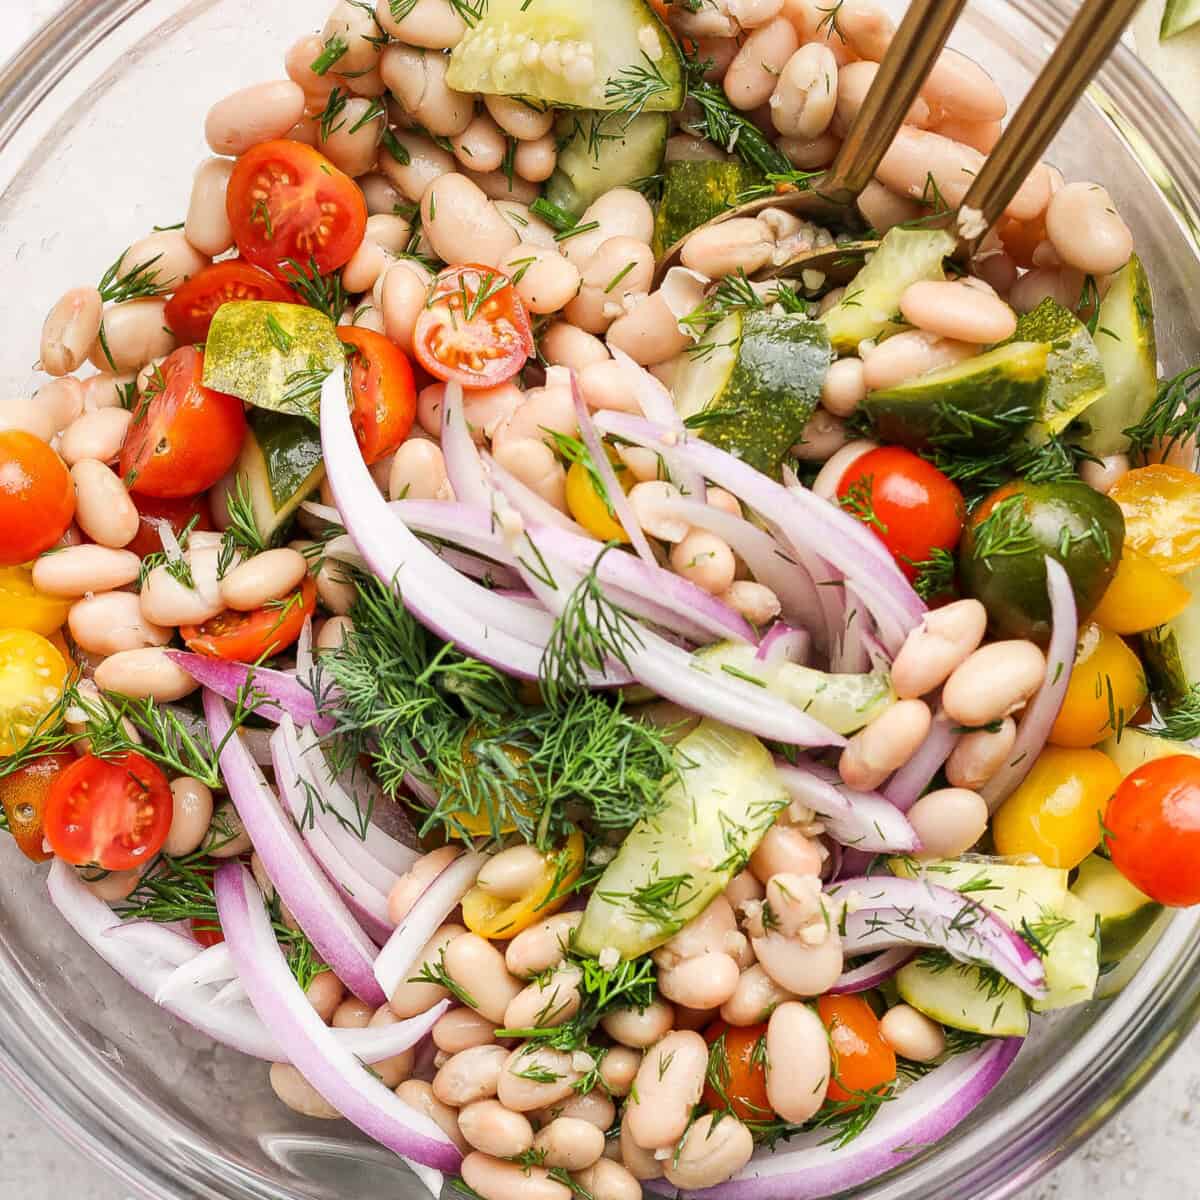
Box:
left=653, top=0, right=970, bottom=285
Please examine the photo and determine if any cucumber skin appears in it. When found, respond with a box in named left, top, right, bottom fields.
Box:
left=652, top=161, right=765, bottom=256
left=1141, top=567, right=1200, bottom=705
left=240, top=409, right=325, bottom=541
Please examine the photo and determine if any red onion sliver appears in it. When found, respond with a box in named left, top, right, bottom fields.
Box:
left=214, top=862, right=463, bottom=1169
left=756, top=623, right=810, bottom=666
left=829, top=948, right=914, bottom=994
left=883, top=710, right=961, bottom=813
left=441, top=381, right=492, bottom=508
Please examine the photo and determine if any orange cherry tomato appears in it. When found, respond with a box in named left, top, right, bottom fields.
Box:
left=337, top=327, right=418, bottom=464
left=0, top=751, right=74, bottom=862
left=126, top=492, right=215, bottom=560
left=1110, top=464, right=1200, bottom=574
left=227, top=140, right=367, bottom=279
left=0, top=431, right=75, bottom=566
left=702, top=1020, right=773, bottom=1122
left=816, top=994, right=897, bottom=1104
left=413, top=264, right=534, bottom=390
left=182, top=578, right=316, bottom=663
left=119, top=346, right=247, bottom=498
left=165, top=259, right=297, bottom=344
left=1106, top=755, right=1200, bottom=907
left=44, top=751, right=172, bottom=871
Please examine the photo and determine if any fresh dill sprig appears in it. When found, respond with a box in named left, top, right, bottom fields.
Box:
left=98, top=248, right=166, bottom=303
left=218, top=474, right=270, bottom=579
left=0, top=688, right=77, bottom=782
left=281, top=358, right=337, bottom=416
left=904, top=547, right=957, bottom=601
left=735, top=168, right=824, bottom=205
left=311, top=33, right=348, bottom=76
left=283, top=256, right=348, bottom=323
left=1125, top=363, right=1200, bottom=465
left=920, top=433, right=1097, bottom=505
left=136, top=514, right=201, bottom=590
left=605, top=52, right=674, bottom=120
left=409, top=947, right=480, bottom=1009
left=544, top=430, right=620, bottom=520
left=838, top=475, right=887, bottom=535
left=1143, top=683, right=1200, bottom=741
left=682, top=56, right=791, bottom=176
left=967, top=494, right=1039, bottom=562
left=680, top=270, right=764, bottom=339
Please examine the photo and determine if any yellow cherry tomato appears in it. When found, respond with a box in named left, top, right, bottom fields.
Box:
left=1049, top=623, right=1147, bottom=749
left=1110, top=464, right=1200, bottom=574
left=0, top=628, right=68, bottom=756
left=992, top=745, right=1121, bottom=868
left=1090, top=547, right=1191, bottom=634
left=0, top=565, right=71, bottom=636
left=461, top=830, right=585, bottom=939
left=448, top=726, right=534, bottom=838
left=565, top=460, right=629, bottom=543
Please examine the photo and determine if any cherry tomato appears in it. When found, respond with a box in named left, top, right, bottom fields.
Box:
left=0, top=629, right=68, bottom=757
left=164, top=259, right=297, bottom=344
left=181, top=577, right=316, bottom=663
left=119, top=346, right=247, bottom=498
left=1049, top=623, right=1148, bottom=749
left=227, top=140, right=366, bottom=279
left=836, top=447, right=965, bottom=584
left=997, top=214, right=1047, bottom=270
left=993, top=745, right=1121, bottom=868
left=1107, top=755, right=1200, bottom=906
left=565, top=446, right=633, bottom=543
left=191, top=916, right=225, bottom=947
left=0, top=752, right=74, bottom=862
left=816, top=995, right=897, bottom=1104
left=44, top=751, right=172, bottom=871
left=0, top=431, right=75, bottom=566
left=0, top=565, right=71, bottom=636
left=702, top=1021, right=772, bottom=1121
left=1090, top=547, right=1192, bottom=634
left=337, top=327, right=418, bottom=464
left=413, top=264, right=534, bottom=390
left=126, top=492, right=215, bottom=561
left=1110, top=464, right=1200, bottom=574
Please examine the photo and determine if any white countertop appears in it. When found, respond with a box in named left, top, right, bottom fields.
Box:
left=1, top=2, right=1197, bottom=1198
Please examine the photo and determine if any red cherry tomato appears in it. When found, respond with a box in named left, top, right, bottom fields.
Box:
left=413, top=264, right=533, bottom=390
left=126, top=492, right=215, bottom=560
left=164, top=260, right=297, bottom=344
left=816, top=994, right=897, bottom=1104
left=702, top=1020, right=772, bottom=1121
left=0, top=431, right=75, bottom=565
left=0, top=751, right=74, bottom=862
left=227, top=140, right=366, bottom=279
left=181, top=578, right=316, bottom=663
left=119, top=346, right=247, bottom=498
left=337, top=327, right=418, bottom=464
left=44, top=751, right=172, bottom=871
left=191, top=916, right=225, bottom=947
left=837, top=446, right=966, bottom=584
left=1106, top=755, right=1200, bottom=906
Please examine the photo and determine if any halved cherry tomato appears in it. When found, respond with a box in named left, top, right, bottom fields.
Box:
left=191, top=918, right=225, bottom=947
left=1110, top=464, right=1200, bottom=574
left=44, top=751, right=172, bottom=871
left=816, top=994, right=897, bottom=1104
left=119, top=345, right=247, bottom=498
left=337, top=327, right=418, bottom=464
left=414, top=264, right=534, bottom=390
left=0, top=565, right=71, bottom=636
left=126, top=492, right=215, bottom=560
left=0, top=431, right=75, bottom=566
left=164, top=260, right=297, bottom=344
left=702, top=1020, right=772, bottom=1122
left=837, top=446, right=966, bottom=584
left=227, top=140, right=366, bottom=279
left=1107, top=755, right=1200, bottom=906
left=1049, top=623, right=1147, bottom=749
left=1090, top=547, right=1192, bottom=634
left=0, top=752, right=74, bottom=862
left=181, top=577, right=316, bottom=662
left=0, top=629, right=68, bottom=758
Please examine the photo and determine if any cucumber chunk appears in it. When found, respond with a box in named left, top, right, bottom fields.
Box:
left=1072, top=854, right=1163, bottom=967
left=1142, top=567, right=1200, bottom=706
left=1032, top=892, right=1100, bottom=1012
left=575, top=721, right=787, bottom=959
left=1102, top=724, right=1200, bottom=776
left=862, top=342, right=1048, bottom=451
left=1161, top=0, right=1200, bottom=40
left=896, top=955, right=1029, bottom=1037
left=694, top=641, right=893, bottom=734
left=1080, top=255, right=1157, bottom=455
left=235, top=409, right=325, bottom=542
left=652, top=161, right=765, bottom=256
left=448, top=0, right=684, bottom=112
left=672, top=309, right=831, bottom=477
left=544, top=111, right=668, bottom=218
left=820, top=227, right=957, bottom=353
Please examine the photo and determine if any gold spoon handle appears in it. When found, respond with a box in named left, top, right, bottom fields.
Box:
left=819, top=0, right=970, bottom=204
left=959, top=0, right=1142, bottom=249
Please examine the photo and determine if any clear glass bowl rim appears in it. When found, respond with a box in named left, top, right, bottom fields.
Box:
left=3, top=3, right=1200, bottom=1199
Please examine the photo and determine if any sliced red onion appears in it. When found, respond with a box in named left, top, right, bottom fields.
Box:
left=829, top=948, right=914, bottom=994
left=214, top=862, right=463, bottom=1170
left=206, top=690, right=385, bottom=1006
left=295, top=615, right=314, bottom=680
left=374, top=849, right=488, bottom=999
left=982, top=557, right=1077, bottom=812
left=441, top=381, right=492, bottom=508
left=507, top=533, right=843, bottom=747
left=167, top=652, right=335, bottom=734
left=649, top=1038, right=1022, bottom=1200
left=430, top=542, right=522, bottom=589
left=775, top=760, right=920, bottom=854
left=482, top=451, right=591, bottom=537
left=828, top=875, right=1047, bottom=997
left=756, top=623, right=810, bottom=667
left=571, top=371, right=658, bottom=567
left=883, top=710, right=961, bottom=812
left=154, top=942, right=239, bottom=1005
left=831, top=592, right=871, bottom=674
left=811, top=439, right=879, bottom=502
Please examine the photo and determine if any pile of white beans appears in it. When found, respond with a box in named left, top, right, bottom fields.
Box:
left=18, top=0, right=1165, bottom=1191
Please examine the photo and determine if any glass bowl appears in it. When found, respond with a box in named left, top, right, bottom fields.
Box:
left=2, top=2, right=1200, bottom=1198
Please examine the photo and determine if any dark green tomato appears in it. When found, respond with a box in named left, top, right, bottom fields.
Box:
left=958, top=479, right=1125, bottom=642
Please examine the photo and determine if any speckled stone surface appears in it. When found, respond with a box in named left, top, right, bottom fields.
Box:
left=1, top=1, right=1197, bottom=1197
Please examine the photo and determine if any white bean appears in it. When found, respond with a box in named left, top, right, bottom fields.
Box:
left=270, top=1063, right=341, bottom=1119
left=476, top=844, right=548, bottom=900
left=421, top=174, right=520, bottom=269
left=59, top=408, right=132, bottom=467
left=443, top=933, right=523, bottom=1023
left=139, top=546, right=223, bottom=626
left=41, top=287, right=103, bottom=377
left=32, top=545, right=140, bottom=596
left=820, top=355, right=867, bottom=417
left=390, top=923, right=466, bottom=1016
left=396, top=1079, right=469, bottom=1151
left=493, top=384, right=576, bottom=448
left=565, top=237, right=654, bottom=332
left=360, top=172, right=406, bottom=216
left=163, top=776, right=215, bottom=858
left=0, top=397, right=54, bottom=442
left=619, top=1108, right=664, bottom=1180
left=484, top=95, right=555, bottom=141
left=459, top=1100, right=535, bottom=1158
left=219, top=548, right=308, bottom=611
left=900, top=280, right=1017, bottom=344
left=380, top=45, right=474, bottom=137
left=908, top=786, right=988, bottom=858
left=376, top=0, right=467, bottom=48
left=680, top=218, right=775, bottom=279
left=771, top=43, right=838, bottom=140
left=505, top=912, right=582, bottom=978
left=626, top=1031, right=708, bottom=1149
left=1045, top=182, right=1133, bottom=276
left=600, top=999, right=675, bottom=1048
left=599, top=1047, right=640, bottom=1098
left=379, top=262, right=429, bottom=354
left=90, top=299, right=176, bottom=373
left=1080, top=452, right=1130, bottom=494
left=452, top=113, right=508, bottom=175
left=945, top=718, right=1017, bottom=790
left=657, top=952, right=741, bottom=1009
left=629, top=481, right=690, bottom=542
left=725, top=17, right=800, bottom=111
left=94, top=647, right=199, bottom=703
left=935, top=115, right=1002, bottom=154
left=665, top=1112, right=755, bottom=1190
left=890, top=599, right=988, bottom=699
left=839, top=698, right=933, bottom=790
left=185, top=158, right=236, bottom=257
left=731, top=0, right=786, bottom=27
left=720, top=963, right=794, bottom=1026
left=497, top=1047, right=583, bottom=1113
left=765, top=1002, right=830, bottom=1121
left=503, top=244, right=581, bottom=316
left=433, top=1007, right=497, bottom=1054
left=461, top=1154, right=571, bottom=1200
left=921, top=49, right=1007, bottom=123
left=780, top=130, right=841, bottom=169
left=879, top=1004, right=946, bottom=1062
left=563, top=190, right=655, bottom=267
left=943, top=641, right=1046, bottom=727
left=534, top=1117, right=606, bottom=1171
left=71, top=460, right=138, bottom=548
left=379, top=130, right=456, bottom=201
left=606, top=290, right=691, bottom=366
left=432, top=1044, right=509, bottom=1107
left=80, top=373, right=135, bottom=412
left=856, top=180, right=923, bottom=234
left=791, top=408, right=848, bottom=460
left=837, top=60, right=929, bottom=133
left=514, top=135, right=556, bottom=183
left=205, top=81, right=306, bottom=156
left=389, top=438, right=454, bottom=501
left=322, top=0, right=386, bottom=74
left=125, top=231, right=209, bottom=294
left=68, top=591, right=170, bottom=657
left=318, top=95, right=383, bottom=177
left=540, top=323, right=609, bottom=369
left=749, top=823, right=824, bottom=882
left=862, top=330, right=978, bottom=392
left=669, top=531, right=737, bottom=595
